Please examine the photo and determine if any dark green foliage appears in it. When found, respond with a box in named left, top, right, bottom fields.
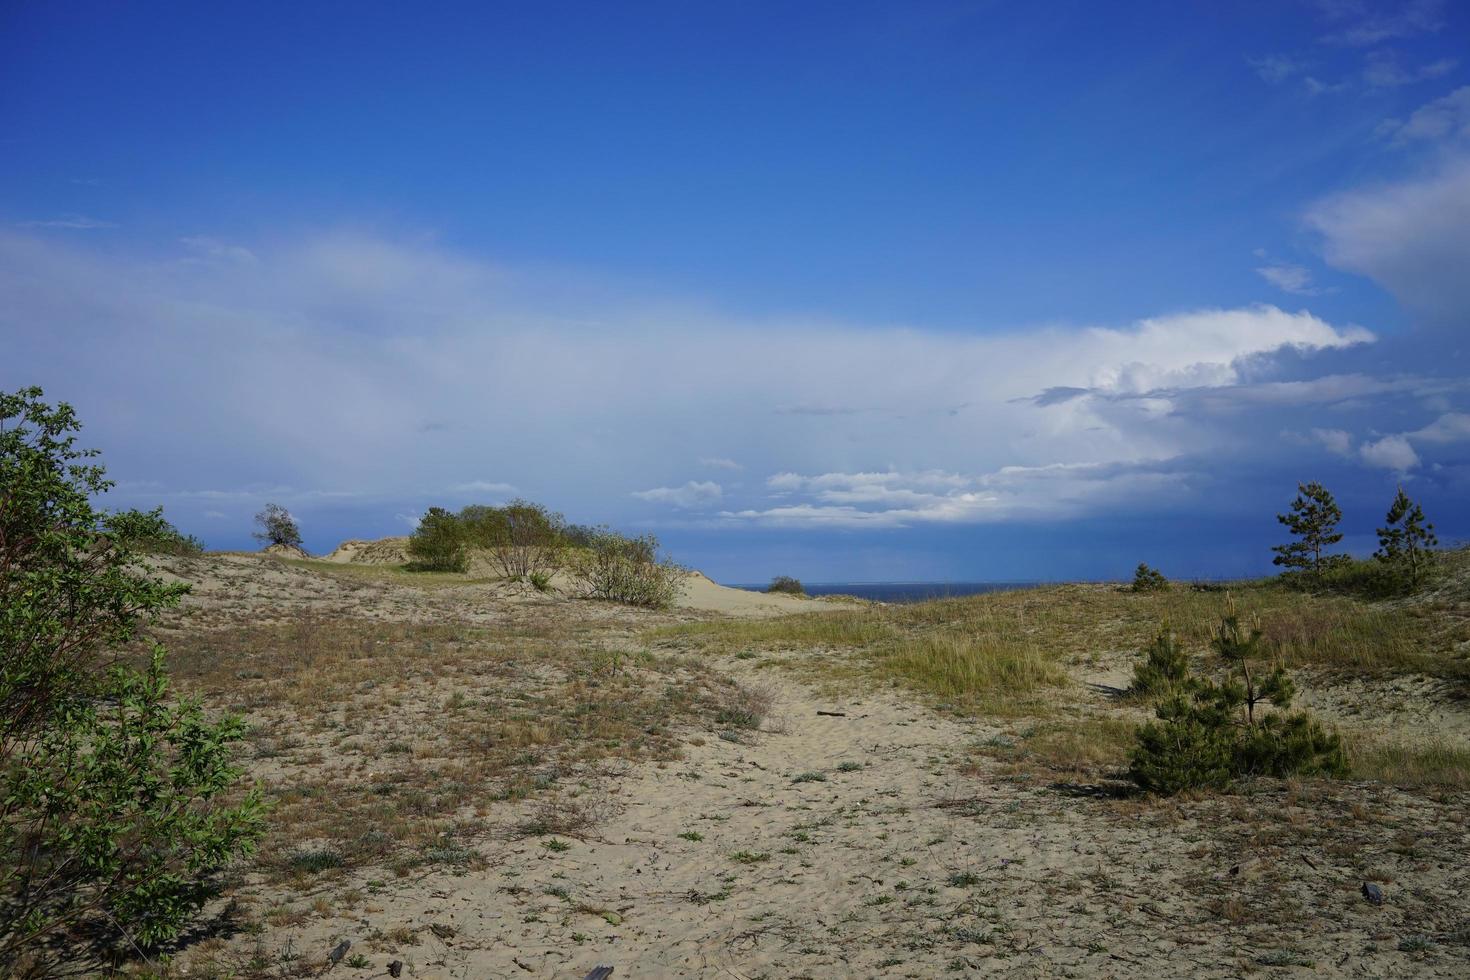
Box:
left=1271, top=482, right=1346, bottom=580
left=407, top=507, right=469, bottom=572
left=1, top=387, right=264, bottom=963
left=1129, top=630, right=1189, bottom=698
left=767, top=575, right=805, bottom=596
left=1130, top=563, right=1168, bottom=592
left=459, top=499, right=566, bottom=580
left=567, top=528, right=685, bottom=608
left=105, top=506, right=204, bottom=555
left=1375, top=486, right=1437, bottom=587
left=252, top=501, right=302, bottom=549
left=1129, top=606, right=1345, bottom=795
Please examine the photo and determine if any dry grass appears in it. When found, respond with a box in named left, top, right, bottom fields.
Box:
left=1348, top=737, right=1470, bottom=792
left=660, top=571, right=1467, bottom=689
left=160, top=611, right=766, bottom=884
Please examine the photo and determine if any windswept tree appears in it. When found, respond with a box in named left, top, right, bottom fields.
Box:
left=1271, top=482, right=1345, bottom=580
left=1, top=387, right=264, bottom=965
left=1375, top=486, right=1438, bottom=586
left=252, top=502, right=302, bottom=549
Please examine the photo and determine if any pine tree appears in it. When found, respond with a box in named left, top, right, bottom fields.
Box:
left=1271, top=481, right=1345, bottom=579
left=1375, top=486, right=1438, bottom=586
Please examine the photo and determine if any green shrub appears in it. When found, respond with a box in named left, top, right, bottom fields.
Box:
left=105, top=506, right=204, bottom=555
left=407, top=506, right=469, bottom=572
left=528, top=569, right=555, bottom=592
left=1129, top=606, right=1345, bottom=795
left=1128, top=629, right=1189, bottom=698
left=567, top=528, right=685, bottom=608
left=1130, top=562, right=1169, bottom=592
left=1375, top=487, right=1438, bottom=588
left=1, top=387, right=265, bottom=964
left=459, top=499, right=566, bottom=580
left=766, top=575, right=805, bottom=596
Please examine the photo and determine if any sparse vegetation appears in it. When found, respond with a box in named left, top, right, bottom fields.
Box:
left=767, top=575, right=805, bottom=595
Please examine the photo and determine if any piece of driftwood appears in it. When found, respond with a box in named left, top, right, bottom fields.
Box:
left=326, top=939, right=350, bottom=968
left=816, top=710, right=846, bottom=717
left=387, top=961, right=403, bottom=978
left=584, top=967, right=615, bottom=980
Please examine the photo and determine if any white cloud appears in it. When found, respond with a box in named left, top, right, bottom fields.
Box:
left=1409, top=412, right=1470, bottom=444
left=0, top=231, right=1393, bottom=536
left=633, top=481, right=724, bottom=508
left=1311, top=428, right=1355, bottom=456
left=1316, top=0, right=1446, bottom=46
left=180, top=235, right=259, bottom=264
left=1359, top=434, right=1421, bottom=471
left=15, top=214, right=117, bottom=230
left=726, top=460, right=1187, bottom=528
left=449, top=480, right=516, bottom=495
left=1306, top=156, right=1470, bottom=321
left=1380, top=86, right=1470, bottom=145
left=1255, top=263, right=1322, bottom=295
left=698, top=457, right=743, bottom=471
left=1249, top=55, right=1304, bottom=84
left=1363, top=51, right=1458, bottom=88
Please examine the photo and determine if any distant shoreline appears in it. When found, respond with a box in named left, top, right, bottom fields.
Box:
left=726, top=581, right=1042, bottom=603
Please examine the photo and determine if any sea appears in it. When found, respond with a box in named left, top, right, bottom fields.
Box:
left=729, top=581, right=1041, bottom=603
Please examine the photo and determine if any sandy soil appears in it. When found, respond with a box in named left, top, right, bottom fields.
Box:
left=152, top=551, right=1469, bottom=979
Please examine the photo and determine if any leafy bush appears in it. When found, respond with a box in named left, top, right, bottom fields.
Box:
left=1130, top=562, right=1169, bottom=592
left=1129, top=629, right=1189, bottom=698
left=106, top=506, right=204, bottom=555
left=252, top=502, right=302, bottom=549
left=1129, top=607, right=1345, bottom=795
left=407, top=507, right=469, bottom=572
left=528, top=569, right=555, bottom=592
left=567, top=528, right=685, bottom=608
left=766, top=575, right=805, bottom=596
left=1, top=387, right=264, bottom=964
left=460, top=499, right=566, bottom=580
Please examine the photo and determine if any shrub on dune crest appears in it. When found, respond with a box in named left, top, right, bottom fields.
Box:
left=460, top=499, right=567, bottom=581
left=407, top=506, right=470, bottom=572
left=767, top=575, right=805, bottom=596
left=567, top=528, right=685, bottom=608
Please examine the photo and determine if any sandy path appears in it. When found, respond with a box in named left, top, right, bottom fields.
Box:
left=299, top=661, right=1467, bottom=979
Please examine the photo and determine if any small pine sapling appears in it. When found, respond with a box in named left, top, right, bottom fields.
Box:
left=1271, top=481, right=1346, bottom=581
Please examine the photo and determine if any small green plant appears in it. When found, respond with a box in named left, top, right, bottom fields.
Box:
left=730, top=850, right=770, bottom=864
left=1129, top=629, right=1189, bottom=699
left=541, top=838, right=572, bottom=852
left=528, top=569, right=555, bottom=592
left=792, top=771, right=827, bottom=783
left=677, top=831, right=703, bottom=842
left=1130, top=562, right=1169, bottom=592
left=835, top=760, right=864, bottom=772
left=766, top=575, right=805, bottom=596
left=407, top=506, right=469, bottom=572
left=1129, top=605, right=1346, bottom=795
left=347, top=953, right=370, bottom=968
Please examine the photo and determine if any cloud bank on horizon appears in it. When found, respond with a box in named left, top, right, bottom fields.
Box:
left=1, top=0, right=1467, bottom=579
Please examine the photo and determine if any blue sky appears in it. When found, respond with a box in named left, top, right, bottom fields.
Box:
left=2, top=0, right=1467, bottom=581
